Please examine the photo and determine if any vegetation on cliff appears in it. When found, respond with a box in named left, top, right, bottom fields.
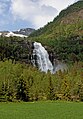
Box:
left=0, top=36, right=32, bottom=63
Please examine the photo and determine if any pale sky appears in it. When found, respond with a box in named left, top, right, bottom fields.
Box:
left=0, top=0, right=78, bottom=31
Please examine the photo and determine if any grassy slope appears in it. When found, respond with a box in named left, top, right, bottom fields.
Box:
left=0, top=101, right=83, bottom=119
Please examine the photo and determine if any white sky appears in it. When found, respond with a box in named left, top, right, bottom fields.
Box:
left=0, top=0, right=78, bottom=30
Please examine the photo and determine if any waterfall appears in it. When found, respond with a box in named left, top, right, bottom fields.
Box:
left=32, top=42, right=53, bottom=73
left=32, top=42, right=67, bottom=73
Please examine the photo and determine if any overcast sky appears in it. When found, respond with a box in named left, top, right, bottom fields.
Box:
left=0, top=0, right=78, bottom=31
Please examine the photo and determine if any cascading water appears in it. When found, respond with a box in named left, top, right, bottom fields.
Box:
left=32, top=42, right=67, bottom=73
left=32, top=42, right=53, bottom=73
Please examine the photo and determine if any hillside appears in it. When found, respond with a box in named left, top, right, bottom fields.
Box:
left=30, top=1, right=83, bottom=40
left=29, top=1, right=83, bottom=62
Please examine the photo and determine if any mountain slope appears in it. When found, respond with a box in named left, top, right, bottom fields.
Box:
left=29, top=1, right=83, bottom=62
left=30, top=1, right=83, bottom=40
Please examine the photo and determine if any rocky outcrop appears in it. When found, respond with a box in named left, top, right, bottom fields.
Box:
left=13, top=28, right=35, bottom=36
left=0, top=28, right=35, bottom=37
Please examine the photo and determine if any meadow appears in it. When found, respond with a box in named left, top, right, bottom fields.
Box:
left=0, top=101, right=83, bottom=119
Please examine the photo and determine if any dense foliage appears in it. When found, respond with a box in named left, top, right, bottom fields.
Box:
left=0, top=36, right=32, bottom=63
left=0, top=60, right=83, bottom=102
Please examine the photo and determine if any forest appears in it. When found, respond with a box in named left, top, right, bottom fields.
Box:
left=0, top=60, right=83, bottom=102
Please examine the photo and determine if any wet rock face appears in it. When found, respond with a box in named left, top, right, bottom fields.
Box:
left=18, top=40, right=34, bottom=64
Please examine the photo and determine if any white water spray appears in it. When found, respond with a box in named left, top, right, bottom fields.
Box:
left=32, top=42, right=53, bottom=73
left=32, top=42, right=67, bottom=73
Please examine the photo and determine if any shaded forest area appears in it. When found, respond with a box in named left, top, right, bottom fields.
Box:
left=0, top=37, right=33, bottom=64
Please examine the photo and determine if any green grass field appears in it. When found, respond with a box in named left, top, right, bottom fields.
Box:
left=0, top=101, right=83, bottom=119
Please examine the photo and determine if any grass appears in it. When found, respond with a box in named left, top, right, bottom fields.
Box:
left=0, top=101, right=83, bottom=119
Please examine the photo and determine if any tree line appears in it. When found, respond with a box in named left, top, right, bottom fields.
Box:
left=0, top=60, right=83, bottom=102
